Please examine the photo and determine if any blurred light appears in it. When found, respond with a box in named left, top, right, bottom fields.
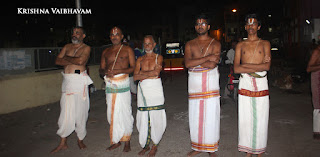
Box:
left=306, top=20, right=310, bottom=24
left=164, top=67, right=184, bottom=71
left=268, top=14, right=272, bottom=18
left=243, top=38, right=248, bottom=40
left=271, top=48, right=278, bottom=51
left=50, top=28, right=54, bottom=32
left=268, top=27, right=273, bottom=32
left=232, top=9, right=237, bottom=13
left=49, top=50, right=52, bottom=53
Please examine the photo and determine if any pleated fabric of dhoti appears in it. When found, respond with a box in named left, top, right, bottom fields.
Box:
left=104, top=74, right=134, bottom=144
left=57, top=71, right=93, bottom=140
left=238, top=71, right=269, bottom=154
left=136, top=78, right=166, bottom=148
left=311, top=71, right=320, bottom=135
left=188, top=66, right=220, bottom=152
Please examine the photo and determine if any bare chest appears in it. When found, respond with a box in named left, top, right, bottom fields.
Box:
left=241, top=45, right=265, bottom=63
left=140, top=57, right=156, bottom=71
left=105, top=49, right=128, bottom=63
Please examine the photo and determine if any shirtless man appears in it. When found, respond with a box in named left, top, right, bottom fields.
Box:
left=234, top=14, right=271, bottom=157
left=51, top=27, right=93, bottom=153
left=184, top=14, right=221, bottom=157
left=99, top=26, right=135, bottom=152
left=134, top=35, right=166, bottom=157
left=306, top=43, right=320, bottom=140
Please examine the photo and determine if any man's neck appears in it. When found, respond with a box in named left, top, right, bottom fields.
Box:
left=73, top=42, right=83, bottom=47
left=112, top=43, right=122, bottom=48
left=247, top=34, right=259, bottom=41
left=197, top=33, right=210, bottom=41
left=145, top=52, right=154, bottom=57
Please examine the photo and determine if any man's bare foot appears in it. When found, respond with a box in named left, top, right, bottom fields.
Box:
left=138, top=146, right=150, bottom=155
left=77, top=140, right=87, bottom=149
left=51, top=138, right=68, bottom=154
left=106, top=142, right=121, bottom=151
left=147, top=145, right=158, bottom=157
left=245, top=153, right=252, bottom=157
left=123, top=141, right=131, bottom=152
left=209, top=152, right=217, bottom=157
left=187, top=150, right=201, bottom=157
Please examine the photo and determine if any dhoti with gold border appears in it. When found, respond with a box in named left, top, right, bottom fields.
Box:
left=238, top=71, right=269, bottom=154
left=104, top=74, right=134, bottom=144
left=136, top=78, right=166, bottom=148
left=188, top=66, right=220, bottom=152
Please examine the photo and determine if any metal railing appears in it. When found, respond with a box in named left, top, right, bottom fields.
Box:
left=0, top=46, right=109, bottom=77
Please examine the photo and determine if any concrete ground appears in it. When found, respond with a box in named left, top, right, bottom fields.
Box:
left=0, top=67, right=319, bottom=157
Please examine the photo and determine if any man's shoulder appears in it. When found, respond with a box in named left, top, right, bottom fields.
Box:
left=123, top=45, right=133, bottom=51
left=261, top=39, right=270, bottom=45
left=186, top=39, right=197, bottom=45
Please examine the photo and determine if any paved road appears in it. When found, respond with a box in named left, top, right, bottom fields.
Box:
left=0, top=68, right=319, bottom=157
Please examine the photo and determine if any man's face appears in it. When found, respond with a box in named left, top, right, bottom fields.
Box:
left=245, top=18, right=261, bottom=35
left=143, top=37, right=156, bottom=53
left=71, top=28, right=85, bottom=44
left=195, top=19, right=210, bottom=36
left=110, top=27, right=123, bottom=45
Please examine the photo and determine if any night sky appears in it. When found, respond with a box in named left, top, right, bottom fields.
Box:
left=0, top=0, right=284, bottom=47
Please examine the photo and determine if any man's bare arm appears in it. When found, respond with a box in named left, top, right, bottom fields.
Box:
left=133, top=57, right=149, bottom=81
left=184, top=42, right=211, bottom=68
left=139, top=55, right=163, bottom=77
left=307, top=48, right=320, bottom=73
left=234, top=43, right=256, bottom=73
left=64, top=46, right=91, bottom=65
left=55, top=46, right=72, bottom=66
left=200, top=42, right=221, bottom=68
left=240, top=41, right=271, bottom=72
left=99, top=49, right=108, bottom=76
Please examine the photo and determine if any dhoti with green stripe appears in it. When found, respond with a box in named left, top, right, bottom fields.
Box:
left=104, top=74, right=134, bottom=144
left=238, top=71, right=269, bottom=154
left=136, top=78, right=166, bottom=148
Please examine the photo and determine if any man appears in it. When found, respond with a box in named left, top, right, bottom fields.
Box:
left=134, top=35, right=166, bottom=157
left=225, top=41, right=237, bottom=65
left=307, top=43, right=320, bottom=140
left=184, top=14, right=221, bottom=157
left=234, top=14, right=271, bottom=157
left=99, top=26, right=135, bottom=152
left=51, top=27, right=93, bottom=153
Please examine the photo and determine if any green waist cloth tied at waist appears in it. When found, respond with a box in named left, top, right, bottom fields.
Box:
left=105, top=86, right=130, bottom=93
left=241, top=72, right=267, bottom=78
left=138, top=105, right=165, bottom=111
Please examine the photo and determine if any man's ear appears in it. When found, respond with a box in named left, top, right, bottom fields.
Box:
left=258, top=25, right=261, bottom=30
left=208, top=25, right=211, bottom=30
left=121, top=34, right=124, bottom=40
left=82, top=34, right=86, bottom=39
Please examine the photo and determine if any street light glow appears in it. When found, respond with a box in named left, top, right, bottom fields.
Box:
left=306, top=19, right=311, bottom=24
left=232, top=9, right=237, bottom=13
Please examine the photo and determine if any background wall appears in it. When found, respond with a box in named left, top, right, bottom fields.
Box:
left=0, top=65, right=104, bottom=114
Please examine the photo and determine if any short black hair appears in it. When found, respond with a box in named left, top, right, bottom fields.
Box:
left=245, top=13, right=261, bottom=26
left=195, top=13, right=211, bottom=25
left=72, top=26, right=86, bottom=35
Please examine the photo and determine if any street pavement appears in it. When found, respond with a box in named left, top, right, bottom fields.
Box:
left=0, top=67, right=319, bottom=157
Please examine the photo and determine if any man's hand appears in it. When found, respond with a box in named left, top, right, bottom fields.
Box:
left=208, top=54, right=219, bottom=63
left=263, top=56, right=271, bottom=63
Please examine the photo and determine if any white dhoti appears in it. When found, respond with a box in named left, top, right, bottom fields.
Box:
left=311, top=71, right=320, bottom=134
left=238, top=71, right=269, bottom=154
left=104, top=74, right=134, bottom=144
left=57, top=71, right=93, bottom=140
left=188, top=67, right=220, bottom=152
left=136, top=78, right=166, bottom=148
